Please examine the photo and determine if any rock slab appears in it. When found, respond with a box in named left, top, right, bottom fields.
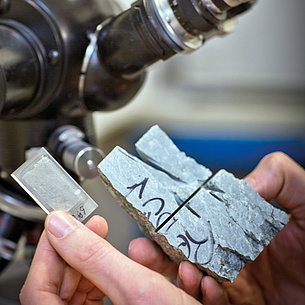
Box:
left=98, top=125, right=289, bottom=282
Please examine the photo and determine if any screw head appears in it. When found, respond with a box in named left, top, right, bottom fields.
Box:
left=48, top=49, right=60, bottom=66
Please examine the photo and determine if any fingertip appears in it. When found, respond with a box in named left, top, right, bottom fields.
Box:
left=128, top=237, right=154, bottom=262
left=178, top=261, right=203, bottom=287
left=201, top=275, right=216, bottom=291
left=244, top=152, right=291, bottom=202
left=201, top=276, right=227, bottom=305
left=177, top=261, right=203, bottom=299
left=86, top=215, right=109, bottom=239
left=128, top=237, right=178, bottom=280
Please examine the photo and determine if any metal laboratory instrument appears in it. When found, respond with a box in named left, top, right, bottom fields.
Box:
left=0, top=0, right=256, bottom=298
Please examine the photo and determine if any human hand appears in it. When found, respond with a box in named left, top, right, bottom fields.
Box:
left=129, top=152, right=305, bottom=305
left=20, top=215, right=109, bottom=304
left=20, top=213, right=213, bottom=304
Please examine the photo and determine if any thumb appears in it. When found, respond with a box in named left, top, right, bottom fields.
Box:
left=244, top=152, right=305, bottom=216
left=45, top=211, right=199, bottom=305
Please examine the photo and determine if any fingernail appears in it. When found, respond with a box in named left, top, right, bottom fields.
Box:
left=244, top=176, right=256, bottom=188
left=177, top=263, right=184, bottom=288
left=201, top=276, right=207, bottom=297
left=128, top=239, right=135, bottom=255
left=47, top=211, right=78, bottom=238
left=178, top=261, right=183, bottom=277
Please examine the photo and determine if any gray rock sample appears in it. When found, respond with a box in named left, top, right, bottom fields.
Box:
left=202, top=170, right=289, bottom=248
left=98, top=146, right=180, bottom=237
left=157, top=203, right=246, bottom=282
left=135, top=125, right=212, bottom=203
left=98, top=126, right=289, bottom=283
left=183, top=170, right=289, bottom=281
left=98, top=146, right=241, bottom=281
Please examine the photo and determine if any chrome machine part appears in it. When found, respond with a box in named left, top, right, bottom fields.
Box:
left=143, top=0, right=204, bottom=53
left=0, top=189, right=44, bottom=272
left=0, top=0, right=256, bottom=119
left=0, top=188, right=44, bottom=270
left=0, top=0, right=140, bottom=119
left=48, top=125, right=104, bottom=180
left=223, top=0, right=249, bottom=7
left=0, top=236, right=16, bottom=262
left=0, top=117, right=98, bottom=274
left=79, top=25, right=145, bottom=112
left=0, top=190, right=45, bottom=222
left=96, top=0, right=256, bottom=76
left=0, top=0, right=126, bottom=275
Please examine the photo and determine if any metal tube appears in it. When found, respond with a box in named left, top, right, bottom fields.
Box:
left=97, top=0, right=256, bottom=76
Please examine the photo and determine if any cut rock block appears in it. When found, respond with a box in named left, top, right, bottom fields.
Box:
left=135, top=125, right=212, bottom=203
left=98, top=146, right=180, bottom=237
left=98, top=125, right=289, bottom=282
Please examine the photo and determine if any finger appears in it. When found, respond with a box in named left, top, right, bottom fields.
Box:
left=61, top=271, right=105, bottom=305
left=78, top=276, right=106, bottom=300
left=59, top=215, right=108, bottom=302
left=20, top=232, right=65, bottom=305
left=128, top=237, right=179, bottom=280
left=59, top=270, right=106, bottom=305
left=68, top=286, right=104, bottom=305
left=85, top=215, right=109, bottom=239
left=58, top=265, right=82, bottom=303
left=177, top=261, right=203, bottom=300
left=244, top=152, right=305, bottom=216
left=201, top=276, right=228, bottom=305
left=45, top=211, right=200, bottom=305
left=86, top=287, right=105, bottom=304
left=68, top=273, right=106, bottom=304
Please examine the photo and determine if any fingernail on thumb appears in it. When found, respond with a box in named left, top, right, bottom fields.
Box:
left=47, top=211, right=78, bottom=238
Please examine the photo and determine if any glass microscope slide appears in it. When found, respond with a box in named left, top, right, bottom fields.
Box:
left=11, top=148, right=98, bottom=222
